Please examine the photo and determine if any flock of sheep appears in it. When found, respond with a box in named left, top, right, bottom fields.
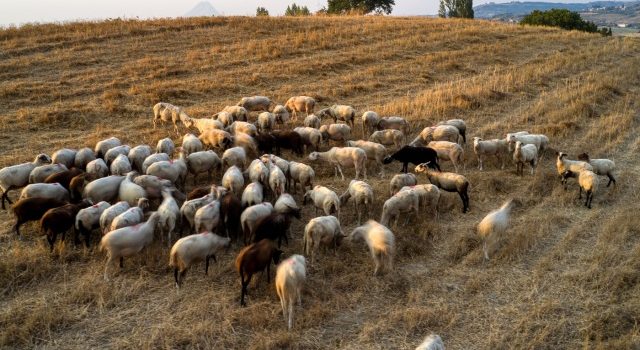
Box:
left=0, top=94, right=618, bottom=348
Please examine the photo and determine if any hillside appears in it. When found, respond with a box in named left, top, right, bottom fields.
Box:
left=0, top=16, right=639, bottom=349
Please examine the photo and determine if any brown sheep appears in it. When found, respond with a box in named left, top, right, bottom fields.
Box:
left=235, top=239, right=283, bottom=306
left=12, top=197, right=67, bottom=236
left=44, top=167, right=83, bottom=191
left=40, top=200, right=92, bottom=251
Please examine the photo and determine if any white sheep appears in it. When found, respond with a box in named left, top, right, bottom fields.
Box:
left=472, top=137, right=508, bottom=170
left=269, top=165, right=287, bottom=199
left=169, top=232, right=231, bottom=288
left=577, top=153, right=616, bottom=187
left=100, top=201, right=130, bottom=234
left=319, top=124, right=352, bottom=145
left=182, top=133, right=203, bottom=156
left=145, top=153, right=187, bottom=188
left=308, top=147, right=367, bottom=180
left=110, top=198, right=150, bottom=231
left=52, top=148, right=77, bottom=169
left=133, top=174, right=172, bottom=200
left=186, top=150, right=221, bottom=184
left=376, top=116, right=410, bottom=136
left=153, top=102, right=187, bottom=133
left=303, top=216, right=345, bottom=264
left=369, top=129, right=404, bottom=149
left=0, top=153, right=51, bottom=209
left=260, top=154, right=290, bottom=178
left=272, top=104, right=290, bottom=125
left=389, top=173, right=418, bottom=196
left=240, top=202, right=273, bottom=244
left=380, top=190, right=420, bottom=228
left=317, top=105, right=356, bottom=128
left=157, top=188, right=181, bottom=246
left=274, top=193, right=301, bottom=217
left=294, top=126, right=323, bottom=152
left=74, top=147, right=96, bottom=170
left=237, top=96, right=272, bottom=112
left=86, top=158, right=109, bottom=178
left=275, top=254, right=307, bottom=330
left=428, top=141, right=465, bottom=173
left=256, top=112, right=276, bottom=133
left=556, top=152, right=593, bottom=189
left=414, top=163, right=470, bottom=213
left=156, top=138, right=175, bottom=157
left=415, top=334, right=445, bottom=350
left=288, top=161, right=315, bottom=194
left=141, top=153, right=170, bottom=174
left=303, top=185, right=340, bottom=217
left=227, top=121, right=258, bottom=137
left=361, top=111, right=380, bottom=138
left=346, top=140, right=387, bottom=177
left=222, top=147, right=247, bottom=169
left=285, top=96, right=316, bottom=121
left=83, top=175, right=125, bottom=203
left=100, top=211, right=161, bottom=280
left=180, top=192, right=215, bottom=234
left=303, top=114, right=321, bottom=129
left=242, top=182, right=264, bottom=208
left=219, top=105, right=248, bottom=122
left=20, top=183, right=69, bottom=202
left=118, top=171, right=146, bottom=206
left=128, top=145, right=152, bottom=173
left=247, top=159, right=269, bottom=188
left=29, top=163, right=67, bottom=183
left=110, top=154, right=132, bottom=176
left=349, top=220, right=395, bottom=276
left=233, top=132, right=258, bottom=158
left=222, top=165, right=244, bottom=195
left=506, top=133, right=549, bottom=155
left=562, top=169, right=598, bottom=208
left=416, top=125, right=461, bottom=145
left=199, top=129, right=233, bottom=151
left=183, top=116, right=225, bottom=133
left=194, top=200, right=221, bottom=233
left=95, top=137, right=121, bottom=159
left=513, top=141, right=538, bottom=176
left=339, top=180, right=373, bottom=225
left=477, top=198, right=518, bottom=260
left=399, top=184, right=440, bottom=220
left=75, top=201, right=111, bottom=244
left=216, top=111, right=235, bottom=127
left=438, top=118, right=467, bottom=144
left=104, top=145, right=131, bottom=166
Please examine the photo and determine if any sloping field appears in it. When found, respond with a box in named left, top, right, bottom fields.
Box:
left=0, top=16, right=639, bottom=349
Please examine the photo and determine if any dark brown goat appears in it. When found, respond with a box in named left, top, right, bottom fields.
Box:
left=40, top=199, right=92, bottom=251
left=252, top=212, right=296, bottom=248
left=235, top=239, right=283, bottom=306
left=272, top=131, right=304, bottom=157
left=12, top=198, right=67, bottom=236
left=220, top=192, right=242, bottom=242
left=45, top=167, right=83, bottom=191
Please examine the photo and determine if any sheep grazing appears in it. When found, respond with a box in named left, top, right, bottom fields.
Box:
left=285, top=96, right=316, bottom=121
left=233, top=133, right=259, bottom=159
left=219, top=105, right=249, bottom=122
left=156, top=138, right=175, bottom=157
left=186, top=150, right=221, bottom=184
left=389, top=173, right=418, bottom=196
left=400, top=184, right=441, bottom=220
left=128, top=145, right=152, bottom=172
left=69, top=173, right=95, bottom=201
left=380, top=190, right=420, bottom=228
left=361, top=111, right=380, bottom=138
left=376, top=116, right=410, bottom=136
left=134, top=174, right=172, bottom=199
left=274, top=193, right=301, bottom=218
left=275, top=254, right=307, bottom=330
left=562, top=169, right=598, bottom=208
left=220, top=191, right=242, bottom=240
left=428, top=141, right=465, bottom=173
left=288, top=161, right=315, bottom=194
left=227, top=121, right=258, bottom=137
left=269, top=166, right=287, bottom=199
left=117, top=172, right=146, bottom=206
left=506, top=133, right=549, bottom=155
left=237, top=96, right=273, bottom=112
left=222, top=147, right=247, bottom=169
left=169, top=232, right=231, bottom=288
left=252, top=212, right=296, bottom=248
left=222, top=165, right=245, bottom=196
left=157, top=189, right=181, bottom=246
left=345, top=140, right=386, bottom=177
left=369, top=129, right=404, bottom=150
left=199, top=129, right=233, bottom=151
left=272, top=130, right=304, bottom=157
left=40, top=200, right=92, bottom=251
left=438, top=118, right=467, bottom=144
left=340, top=180, right=373, bottom=225
left=11, top=197, right=67, bottom=236
left=294, top=127, right=323, bottom=152
left=255, top=133, right=277, bottom=154
left=145, top=155, right=187, bottom=189
left=383, top=145, right=440, bottom=173
left=349, top=220, right=395, bottom=276
left=273, top=104, right=291, bottom=124
left=100, top=212, right=162, bottom=281
left=153, top=102, right=186, bottom=133
left=303, top=216, right=345, bottom=265
left=477, top=199, right=518, bottom=260
left=577, top=153, right=616, bottom=187
left=74, top=147, right=96, bottom=170
left=472, top=137, right=508, bottom=171
left=555, top=152, right=593, bottom=189
left=513, top=141, right=538, bottom=176
left=141, top=153, right=170, bottom=174
left=415, top=163, right=470, bottom=213
left=104, top=145, right=131, bottom=166
left=261, top=154, right=290, bottom=178
left=83, top=175, right=125, bottom=203
left=182, top=133, right=203, bottom=156
left=44, top=167, right=83, bottom=190
left=86, top=158, right=109, bottom=178
left=240, top=202, right=274, bottom=245
left=52, top=148, right=77, bottom=169
left=247, top=159, right=269, bottom=187
left=110, top=198, right=150, bottom=231
left=308, top=147, right=367, bottom=180
left=180, top=193, right=215, bottom=234
left=110, top=154, right=132, bottom=176
left=183, top=116, right=225, bottom=133
left=100, top=201, right=130, bottom=234
left=0, top=153, right=51, bottom=209
left=303, top=114, right=321, bottom=129
left=186, top=184, right=225, bottom=201
left=20, top=183, right=69, bottom=202
left=194, top=200, right=221, bottom=234
left=29, top=163, right=67, bottom=184
left=235, top=239, right=283, bottom=306
left=75, top=201, right=111, bottom=246
left=319, top=124, right=352, bottom=145
left=95, top=137, right=121, bottom=159
left=304, top=185, right=340, bottom=217
left=415, top=334, right=445, bottom=350
left=216, top=111, right=235, bottom=128
left=317, top=105, right=356, bottom=128
left=256, top=112, right=276, bottom=133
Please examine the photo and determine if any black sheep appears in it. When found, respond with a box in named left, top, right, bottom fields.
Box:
left=383, top=146, right=441, bottom=173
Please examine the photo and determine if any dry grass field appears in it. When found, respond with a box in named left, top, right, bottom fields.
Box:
left=1, top=16, right=639, bottom=349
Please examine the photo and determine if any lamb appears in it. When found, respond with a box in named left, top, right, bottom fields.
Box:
left=472, top=137, right=508, bottom=170
left=317, top=105, right=356, bottom=128
left=220, top=191, right=242, bottom=240
left=219, top=105, right=248, bottom=122
left=235, top=239, right=283, bottom=306
left=157, top=188, right=181, bottom=246
left=240, top=202, right=274, bottom=245
left=415, top=125, right=461, bottom=145
left=269, top=165, right=287, bottom=199
left=477, top=199, right=518, bottom=260
left=308, top=147, right=367, bottom=180
left=44, top=167, right=83, bottom=191
left=180, top=193, right=215, bottom=234
left=275, top=254, right=307, bottom=330
left=86, top=158, right=109, bottom=178
left=399, top=184, right=441, bottom=219
left=303, top=185, right=340, bottom=217
left=110, top=198, right=149, bottom=231
left=285, top=96, right=316, bottom=120
left=237, top=96, right=273, bottom=112
left=29, top=163, right=67, bottom=183
left=562, top=169, right=598, bottom=208
left=415, top=334, right=445, bottom=350
left=415, top=163, right=470, bottom=213
left=272, top=130, right=304, bottom=157
left=513, top=141, right=538, bottom=176
left=127, top=145, right=152, bottom=172
left=303, top=114, right=321, bottom=129
left=104, top=145, right=131, bottom=166
left=100, top=211, right=162, bottom=280
left=349, top=220, right=395, bottom=275
left=74, top=147, right=96, bottom=170
left=199, top=129, right=233, bottom=151
left=182, top=133, right=203, bottom=156
left=156, top=138, right=175, bottom=157
left=288, top=161, right=315, bottom=194
left=361, top=111, right=380, bottom=138
left=169, top=232, right=231, bottom=288
left=389, top=173, right=418, bottom=196
left=319, top=124, right=352, bottom=145
left=51, top=148, right=77, bottom=169
left=222, top=165, right=245, bottom=195
left=20, top=183, right=69, bottom=202
left=183, top=116, right=225, bottom=134
left=382, top=145, right=440, bottom=173
left=242, top=182, right=264, bottom=208
left=0, top=153, right=51, bottom=209
left=577, top=153, right=616, bottom=187
left=222, top=147, right=247, bottom=169
left=194, top=200, right=221, bottom=233
left=110, top=154, right=132, bottom=176
left=438, top=118, right=467, bottom=144
left=380, top=190, right=420, bottom=228
left=233, top=132, right=259, bottom=158
left=506, top=133, right=550, bottom=155
left=428, top=141, right=465, bottom=173
left=99, top=201, right=130, bottom=234
left=141, top=153, right=170, bottom=174
left=83, top=175, right=125, bottom=203
left=293, top=126, right=323, bottom=152
left=94, top=137, right=121, bottom=159
left=227, top=121, right=258, bottom=137
left=216, top=111, right=235, bottom=128
left=303, top=216, right=345, bottom=265
left=153, top=102, right=187, bottom=133
left=376, top=116, right=410, bottom=136
left=11, top=197, right=67, bottom=236
left=369, top=129, right=404, bottom=150
left=272, top=105, right=290, bottom=125
left=40, top=200, right=92, bottom=251
left=186, top=150, right=221, bottom=184
left=75, top=201, right=111, bottom=246
left=340, top=180, right=374, bottom=225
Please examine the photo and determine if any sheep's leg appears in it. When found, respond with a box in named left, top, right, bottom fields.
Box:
left=288, top=298, right=294, bottom=330
left=607, top=174, right=616, bottom=187
left=174, top=268, right=180, bottom=288
left=373, top=255, right=380, bottom=276
left=578, top=187, right=583, bottom=199
left=240, top=276, right=250, bottom=307
left=104, top=256, right=113, bottom=281
left=205, top=256, right=211, bottom=274
left=2, top=186, right=15, bottom=210
left=14, top=219, right=23, bottom=236
left=119, top=257, right=124, bottom=269
left=483, top=241, right=489, bottom=260
left=337, top=165, right=345, bottom=181
left=47, top=233, right=56, bottom=252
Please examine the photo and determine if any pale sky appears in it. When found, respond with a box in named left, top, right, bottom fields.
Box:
left=0, top=0, right=621, bottom=27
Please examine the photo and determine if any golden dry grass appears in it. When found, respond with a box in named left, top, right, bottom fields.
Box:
left=1, top=16, right=640, bottom=349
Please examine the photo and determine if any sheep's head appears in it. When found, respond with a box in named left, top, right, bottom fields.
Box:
left=514, top=141, right=523, bottom=150
left=472, top=137, right=482, bottom=145
left=415, top=163, right=430, bottom=173
left=335, top=232, right=346, bottom=247
left=272, top=248, right=284, bottom=265
left=303, top=191, right=312, bottom=205
left=138, top=198, right=150, bottom=210
left=349, top=227, right=364, bottom=242
left=308, top=152, right=319, bottom=161
left=558, top=152, right=567, bottom=160
left=382, top=156, right=394, bottom=165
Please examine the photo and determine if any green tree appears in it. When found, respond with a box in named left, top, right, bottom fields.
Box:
left=327, top=0, right=395, bottom=15
left=256, top=7, right=269, bottom=16
left=521, top=9, right=610, bottom=36
left=439, top=0, right=474, bottom=18
left=285, top=3, right=311, bottom=16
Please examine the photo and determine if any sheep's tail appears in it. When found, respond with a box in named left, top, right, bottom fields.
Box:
left=169, top=247, right=178, bottom=268
left=303, top=229, right=310, bottom=257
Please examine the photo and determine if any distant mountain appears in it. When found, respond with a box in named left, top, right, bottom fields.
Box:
left=474, top=1, right=640, bottom=26
left=184, top=1, right=220, bottom=17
